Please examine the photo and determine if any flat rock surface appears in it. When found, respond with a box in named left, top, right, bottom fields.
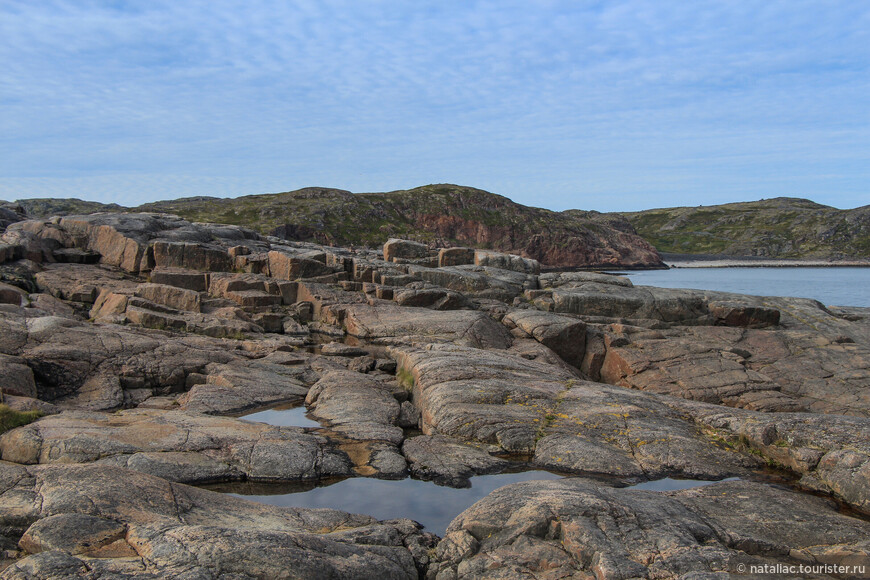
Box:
left=393, top=344, right=755, bottom=480
left=0, top=409, right=352, bottom=484
left=0, top=462, right=431, bottom=579
left=428, top=478, right=870, bottom=579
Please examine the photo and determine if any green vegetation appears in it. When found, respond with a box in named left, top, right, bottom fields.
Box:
left=7, top=184, right=643, bottom=258
left=397, top=368, right=415, bottom=390
left=0, top=404, right=42, bottom=435
left=619, top=197, right=870, bottom=259
left=10, top=186, right=867, bottom=261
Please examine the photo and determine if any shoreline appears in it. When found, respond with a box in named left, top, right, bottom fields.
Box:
left=656, top=253, right=870, bottom=269
left=665, top=259, right=870, bottom=268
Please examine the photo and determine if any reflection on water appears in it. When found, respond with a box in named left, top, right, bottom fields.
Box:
left=212, top=472, right=741, bottom=536
left=216, top=470, right=564, bottom=536
left=239, top=403, right=323, bottom=429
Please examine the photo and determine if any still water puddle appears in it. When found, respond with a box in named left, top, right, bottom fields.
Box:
left=230, top=400, right=741, bottom=536
left=213, top=472, right=738, bottom=536
left=238, top=403, right=323, bottom=429
left=216, top=470, right=562, bottom=536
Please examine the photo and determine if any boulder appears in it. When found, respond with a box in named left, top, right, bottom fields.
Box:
left=402, top=435, right=509, bottom=487
left=0, top=282, right=27, bottom=306
left=383, top=239, right=429, bottom=263
left=268, top=250, right=334, bottom=280
left=473, top=250, right=540, bottom=274
left=152, top=241, right=233, bottom=272
left=342, top=304, right=512, bottom=349
left=709, top=300, right=781, bottom=328
left=502, top=309, right=586, bottom=367
left=149, top=267, right=208, bottom=291
left=135, top=283, right=201, bottom=312
left=393, top=288, right=471, bottom=310
left=0, top=354, right=37, bottom=398
left=438, top=247, right=475, bottom=267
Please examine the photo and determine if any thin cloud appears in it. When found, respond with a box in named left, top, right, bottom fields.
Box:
left=1, top=0, right=867, bottom=212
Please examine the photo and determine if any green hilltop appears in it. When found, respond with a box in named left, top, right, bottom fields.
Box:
left=617, top=197, right=870, bottom=259
left=5, top=188, right=869, bottom=261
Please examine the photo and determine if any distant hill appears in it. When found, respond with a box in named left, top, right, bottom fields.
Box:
left=618, top=197, right=870, bottom=260
left=3, top=185, right=664, bottom=269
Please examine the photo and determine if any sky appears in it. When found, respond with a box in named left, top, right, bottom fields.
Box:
left=1, top=1, right=868, bottom=213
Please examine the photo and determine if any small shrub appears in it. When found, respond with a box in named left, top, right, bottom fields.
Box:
left=397, top=368, right=415, bottom=390
left=0, top=404, right=43, bottom=435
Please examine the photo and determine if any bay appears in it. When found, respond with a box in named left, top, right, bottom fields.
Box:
left=624, top=267, right=870, bottom=308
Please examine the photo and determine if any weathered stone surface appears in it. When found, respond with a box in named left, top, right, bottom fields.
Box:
left=502, top=309, right=586, bottom=367
left=134, top=282, right=201, bottom=312
left=708, top=300, right=781, bottom=328
left=0, top=354, right=36, bottom=398
left=148, top=267, right=208, bottom=291
left=34, top=263, right=140, bottom=303
left=393, top=287, right=472, bottom=310
left=152, top=240, right=233, bottom=272
left=0, top=283, right=27, bottom=306
left=304, top=369, right=406, bottom=478
left=0, top=462, right=428, bottom=579
left=18, top=513, right=131, bottom=557
left=27, top=293, right=75, bottom=317
left=320, top=342, right=369, bottom=357
left=539, top=270, right=634, bottom=289
left=473, top=250, right=540, bottom=274
left=384, top=238, right=430, bottom=263
left=438, top=247, right=475, bottom=267
left=402, top=435, right=509, bottom=487
left=306, top=370, right=402, bottom=444
left=428, top=478, right=870, bottom=579
left=599, top=321, right=870, bottom=415
left=268, top=250, right=334, bottom=280
left=178, top=360, right=312, bottom=415
left=0, top=308, right=242, bottom=409
left=671, top=398, right=870, bottom=513
left=392, top=344, right=753, bottom=479
left=552, top=283, right=713, bottom=323
left=0, top=408, right=351, bottom=484
left=1, top=222, right=869, bottom=577
left=407, top=264, right=535, bottom=301
left=342, top=304, right=512, bottom=349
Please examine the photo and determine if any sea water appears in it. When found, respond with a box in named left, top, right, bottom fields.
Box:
left=624, top=267, right=870, bottom=307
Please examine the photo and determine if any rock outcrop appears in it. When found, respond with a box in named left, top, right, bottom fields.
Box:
left=0, top=211, right=867, bottom=578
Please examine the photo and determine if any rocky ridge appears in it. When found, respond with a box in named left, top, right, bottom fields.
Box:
left=620, top=196, right=870, bottom=260
left=0, top=212, right=868, bottom=578
left=2, top=184, right=665, bottom=269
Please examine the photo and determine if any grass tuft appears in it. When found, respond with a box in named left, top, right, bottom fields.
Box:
left=0, top=404, right=43, bottom=435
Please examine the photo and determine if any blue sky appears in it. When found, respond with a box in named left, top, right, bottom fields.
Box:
left=1, top=1, right=868, bottom=212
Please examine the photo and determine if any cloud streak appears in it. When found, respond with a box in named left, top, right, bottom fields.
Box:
left=1, top=0, right=867, bottom=211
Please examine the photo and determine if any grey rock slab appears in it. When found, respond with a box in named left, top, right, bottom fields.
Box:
left=392, top=344, right=754, bottom=479
left=0, top=462, right=426, bottom=579
left=502, top=309, right=586, bottom=367
left=178, top=360, right=310, bottom=415
left=428, top=478, right=870, bottom=579
left=0, top=409, right=352, bottom=484
left=342, top=303, right=512, bottom=349
left=402, top=435, right=510, bottom=487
